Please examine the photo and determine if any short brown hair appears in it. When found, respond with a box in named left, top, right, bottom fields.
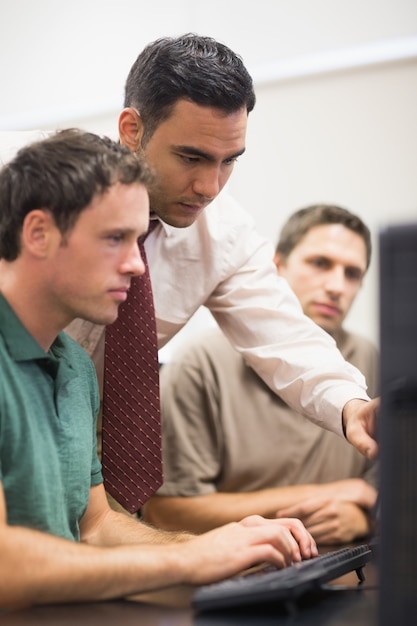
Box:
left=276, top=204, right=372, bottom=269
left=0, top=129, right=153, bottom=261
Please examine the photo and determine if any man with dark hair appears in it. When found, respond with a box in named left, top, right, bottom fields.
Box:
left=0, top=129, right=316, bottom=609
left=14, top=35, right=377, bottom=523
left=143, top=205, right=379, bottom=544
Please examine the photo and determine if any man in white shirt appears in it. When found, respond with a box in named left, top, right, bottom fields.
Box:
left=67, top=33, right=377, bottom=468
left=1, top=34, right=378, bottom=517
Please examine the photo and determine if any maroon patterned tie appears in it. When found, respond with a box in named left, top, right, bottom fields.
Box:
left=102, top=221, right=162, bottom=513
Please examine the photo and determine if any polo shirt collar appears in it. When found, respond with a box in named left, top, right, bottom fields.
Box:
left=0, top=292, right=53, bottom=362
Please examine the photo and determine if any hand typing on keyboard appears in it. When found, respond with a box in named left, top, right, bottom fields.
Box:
left=240, top=515, right=319, bottom=564
left=178, top=515, right=317, bottom=587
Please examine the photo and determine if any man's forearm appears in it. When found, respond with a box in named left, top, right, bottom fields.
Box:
left=142, top=485, right=326, bottom=534
left=83, top=506, right=194, bottom=546
left=0, top=525, right=186, bottom=609
left=143, top=479, right=377, bottom=535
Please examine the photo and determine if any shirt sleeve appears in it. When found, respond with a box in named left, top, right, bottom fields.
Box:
left=202, top=212, right=370, bottom=437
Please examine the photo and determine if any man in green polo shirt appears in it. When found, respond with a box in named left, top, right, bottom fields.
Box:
left=0, top=294, right=101, bottom=540
left=0, top=129, right=316, bottom=609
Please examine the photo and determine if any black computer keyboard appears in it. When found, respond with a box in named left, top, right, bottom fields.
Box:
left=192, top=543, right=372, bottom=611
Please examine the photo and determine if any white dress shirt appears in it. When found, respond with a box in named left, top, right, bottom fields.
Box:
left=145, top=192, right=369, bottom=437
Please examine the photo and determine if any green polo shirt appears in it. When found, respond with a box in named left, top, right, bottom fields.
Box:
left=0, top=293, right=102, bottom=541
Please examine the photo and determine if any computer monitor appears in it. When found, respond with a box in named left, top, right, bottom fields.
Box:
left=378, top=221, right=417, bottom=624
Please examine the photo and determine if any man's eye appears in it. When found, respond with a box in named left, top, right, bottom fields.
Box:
left=346, top=268, right=362, bottom=281
left=180, top=155, right=200, bottom=164
left=310, top=258, right=327, bottom=268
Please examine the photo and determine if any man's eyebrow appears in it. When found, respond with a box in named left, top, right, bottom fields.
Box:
left=102, top=226, right=144, bottom=236
left=172, top=145, right=246, bottom=162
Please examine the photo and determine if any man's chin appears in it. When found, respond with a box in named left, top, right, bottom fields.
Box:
left=321, top=322, right=340, bottom=336
left=311, top=315, right=339, bottom=335
left=82, top=311, right=118, bottom=327
left=106, top=311, right=120, bottom=326
left=151, top=203, right=203, bottom=228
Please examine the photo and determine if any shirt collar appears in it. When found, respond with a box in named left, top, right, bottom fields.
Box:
left=0, top=292, right=54, bottom=362
left=149, top=214, right=195, bottom=240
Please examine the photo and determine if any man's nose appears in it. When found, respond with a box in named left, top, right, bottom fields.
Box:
left=126, top=242, right=146, bottom=277
left=192, top=167, right=222, bottom=199
left=325, top=267, right=346, bottom=293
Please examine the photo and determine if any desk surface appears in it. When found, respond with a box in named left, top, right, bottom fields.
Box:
left=0, top=556, right=379, bottom=626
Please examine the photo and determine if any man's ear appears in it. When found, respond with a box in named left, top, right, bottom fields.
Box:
left=118, top=107, right=144, bottom=152
left=22, top=210, right=56, bottom=258
left=273, top=251, right=284, bottom=273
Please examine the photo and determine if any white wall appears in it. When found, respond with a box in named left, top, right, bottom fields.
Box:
left=1, top=0, right=416, bottom=349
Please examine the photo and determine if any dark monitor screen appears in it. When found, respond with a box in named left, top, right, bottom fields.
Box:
left=378, top=221, right=417, bottom=625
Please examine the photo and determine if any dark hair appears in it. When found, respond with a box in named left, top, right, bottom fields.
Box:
left=0, top=129, right=153, bottom=261
left=276, top=204, right=372, bottom=269
left=124, top=33, right=256, bottom=144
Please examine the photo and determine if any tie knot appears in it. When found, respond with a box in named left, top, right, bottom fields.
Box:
left=139, top=218, right=158, bottom=246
